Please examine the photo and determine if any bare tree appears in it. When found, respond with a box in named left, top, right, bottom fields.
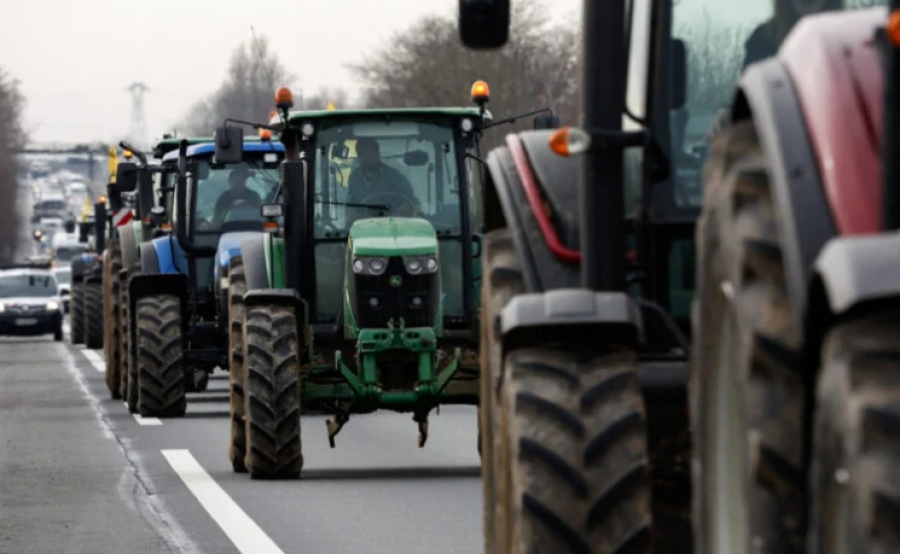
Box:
left=180, top=36, right=295, bottom=135
left=0, top=68, right=25, bottom=263
left=347, top=0, right=580, bottom=152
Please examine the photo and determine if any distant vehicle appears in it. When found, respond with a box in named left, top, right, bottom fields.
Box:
left=51, top=237, right=88, bottom=267
left=0, top=267, right=64, bottom=341
left=67, top=182, right=86, bottom=195
left=51, top=266, right=71, bottom=313
left=32, top=196, right=67, bottom=224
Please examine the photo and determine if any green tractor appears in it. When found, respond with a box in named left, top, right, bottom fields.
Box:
left=217, top=86, right=558, bottom=477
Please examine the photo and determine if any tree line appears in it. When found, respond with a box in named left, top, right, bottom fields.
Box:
left=0, top=69, right=24, bottom=264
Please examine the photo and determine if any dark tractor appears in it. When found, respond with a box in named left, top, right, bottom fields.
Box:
left=69, top=200, right=106, bottom=350
left=217, top=85, right=558, bottom=478
left=462, top=0, right=893, bottom=553
left=126, top=136, right=286, bottom=417
left=103, top=141, right=173, bottom=401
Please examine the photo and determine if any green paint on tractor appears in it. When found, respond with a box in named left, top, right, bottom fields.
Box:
left=349, top=217, right=437, bottom=257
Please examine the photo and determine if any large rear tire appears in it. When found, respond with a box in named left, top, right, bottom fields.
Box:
left=691, top=119, right=805, bottom=553
left=479, top=229, right=525, bottom=554
left=243, top=304, right=302, bottom=479
left=70, top=281, right=85, bottom=345
left=84, top=281, right=103, bottom=349
left=122, top=266, right=140, bottom=413
left=807, top=309, right=900, bottom=553
left=136, top=294, right=187, bottom=417
left=104, top=241, right=122, bottom=399
left=227, top=258, right=248, bottom=473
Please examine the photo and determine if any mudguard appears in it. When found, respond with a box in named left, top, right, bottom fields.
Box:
left=127, top=273, right=189, bottom=340
left=484, top=131, right=581, bottom=292
left=240, top=234, right=273, bottom=291
left=149, top=235, right=187, bottom=275
left=501, top=289, right=644, bottom=352
left=810, top=232, right=900, bottom=316
left=119, top=222, right=140, bottom=271
left=70, top=255, right=88, bottom=283
left=139, top=241, right=160, bottom=274
left=214, top=231, right=261, bottom=290
left=733, top=58, right=837, bottom=336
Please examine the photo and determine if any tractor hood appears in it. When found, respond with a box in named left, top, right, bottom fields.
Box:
left=216, top=231, right=262, bottom=270
left=349, top=218, right=437, bottom=257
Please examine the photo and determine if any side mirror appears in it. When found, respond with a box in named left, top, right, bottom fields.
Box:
left=403, top=150, right=429, bottom=166
left=672, top=39, right=687, bottom=111
left=116, top=162, right=139, bottom=192
left=459, top=0, right=509, bottom=49
left=64, top=220, right=75, bottom=233
left=214, top=126, right=244, bottom=164
left=534, top=114, right=560, bottom=130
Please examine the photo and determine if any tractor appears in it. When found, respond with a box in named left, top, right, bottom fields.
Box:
left=460, top=0, right=893, bottom=552
left=125, top=135, right=286, bottom=417
left=215, top=86, right=558, bottom=478
left=103, top=141, right=175, bottom=401
left=69, top=197, right=107, bottom=350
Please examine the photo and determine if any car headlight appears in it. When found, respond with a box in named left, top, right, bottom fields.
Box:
left=352, top=256, right=388, bottom=276
left=46, top=301, right=60, bottom=311
left=404, top=256, right=438, bottom=275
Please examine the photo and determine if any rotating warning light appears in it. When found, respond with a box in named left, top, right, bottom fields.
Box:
left=259, top=129, right=273, bottom=141
left=275, top=87, right=294, bottom=110
left=888, top=10, right=900, bottom=47
left=471, top=81, right=490, bottom=105
left=123, top=149, right=133, bottom=159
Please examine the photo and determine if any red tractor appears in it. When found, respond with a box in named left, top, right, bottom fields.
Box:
left=693, top=4, right=899, bottom=553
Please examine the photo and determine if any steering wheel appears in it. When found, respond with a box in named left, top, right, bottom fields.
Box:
left=360, top=191, right=419, bottom=218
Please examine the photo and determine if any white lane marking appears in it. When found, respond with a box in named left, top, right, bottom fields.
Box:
left=134, top=414, right=163, bottom=426
left=82, top=349, right=105, bottom=373
left=161, top=450, right=285, bottom=554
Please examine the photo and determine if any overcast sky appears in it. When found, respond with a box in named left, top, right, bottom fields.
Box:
left=0, top=0, right=582, bottom=146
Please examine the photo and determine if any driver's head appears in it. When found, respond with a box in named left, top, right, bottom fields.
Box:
left=772, top=0, right=842, bottom=34
left=356, top=138, right=381, bottom=171
left=229, top=166, right=252, bottom=190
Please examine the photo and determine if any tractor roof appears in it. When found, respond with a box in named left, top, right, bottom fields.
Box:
left=272, top=107, right=491, bottom=128
left=152, top=138, right=212, bottom=159
left=160, top=140, right=285, bottom=162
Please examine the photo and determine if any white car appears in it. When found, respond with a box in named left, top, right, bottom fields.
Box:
left=51, top=267, right=71, bottom=313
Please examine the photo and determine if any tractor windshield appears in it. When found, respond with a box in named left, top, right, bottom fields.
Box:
left=191, top=158, right=281, bottom=234
left=310, top=116, right=469, bottom=321
left=669, top=0, right=885, bottom=209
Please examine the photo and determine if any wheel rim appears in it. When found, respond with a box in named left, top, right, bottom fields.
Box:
left=823, top=466, right=851, bottom=553
left=709, top=294, right=749, bottom=554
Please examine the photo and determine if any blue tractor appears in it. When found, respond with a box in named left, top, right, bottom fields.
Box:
left=126, top=136, right=285, bottom=417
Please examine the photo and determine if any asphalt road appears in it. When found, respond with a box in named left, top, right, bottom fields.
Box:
left=1, top=185, right=483, bottom=554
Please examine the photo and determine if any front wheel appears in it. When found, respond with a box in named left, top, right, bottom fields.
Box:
left=84, top=281, right=103, bottom=349
left=807, top=308, right=900, bottom=553
left=228, top=258, right=248, bottom=473
left=136, top=294, right=187, bottom=417
left=70, top=281, right=85, bottom=344
left=243, top=304, right=302, bottom=479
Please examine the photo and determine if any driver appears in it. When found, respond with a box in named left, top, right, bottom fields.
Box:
left=346, top=138, right=419, bottom=211
left=213, top=165, right=262, bottom=225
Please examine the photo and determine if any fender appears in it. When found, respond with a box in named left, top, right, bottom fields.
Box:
left=127, top=273, right=189, bottom=345
left=240, top=234, right=275, bottom=291
left=119, top=222, right=139, bottom=271
left=809, top=233, right=900, bottom=317
left=733, top=58, right=837, bottom=337
left=214, top=231, right=261, bottom=290
left=140, top=241, right=160, bottom=274
left=149, top=235, right=187, bottom=275
left=244, top=290, right=309, bottom=356
left=484, top=130, right=581, bottom=293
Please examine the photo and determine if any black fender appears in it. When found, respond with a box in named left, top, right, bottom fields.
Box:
left=244, top=290, right=309, bottom=359
left=240, top=235, right=270, bottom=291
left=731, top=57, right=837, bottom=336
left=140, top=241, right=160, bottom=275
left=127, top=273, right=190, bottom=339
left=70, top=256, right=86, bottom=284
left=120, top=223, right=139, bottom=272
left=484, top=130, right=581, bottom=293
left=809, top=233, right=900, bottom=317
left=500, top=289, right=643, bottom=352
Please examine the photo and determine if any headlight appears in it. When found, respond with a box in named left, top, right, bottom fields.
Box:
left=46, top=301, right=60, bottom=311
left=404, top=256, right=438, bottom=274
left=460, top=118, right=474, bottom=133
left=0, top=304, right=5, bottom=313
left=352, top=256, right=388, bottom=276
